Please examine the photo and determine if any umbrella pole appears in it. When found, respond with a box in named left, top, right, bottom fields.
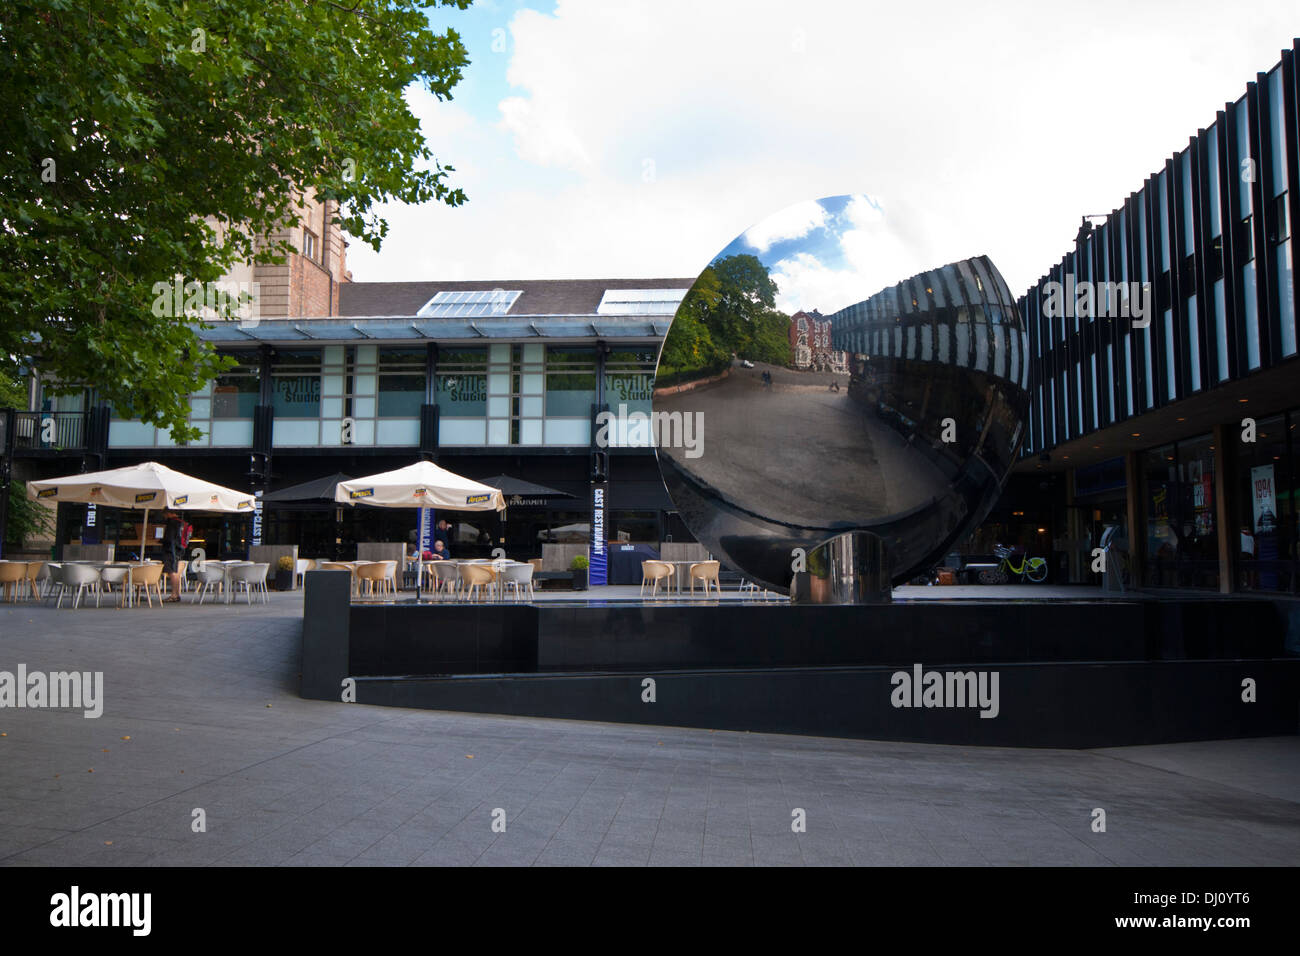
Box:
left=141, top=507, right=148, bottom=562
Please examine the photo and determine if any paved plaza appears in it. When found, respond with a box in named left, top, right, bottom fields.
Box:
left=0, top=592, right=1296, bottom=866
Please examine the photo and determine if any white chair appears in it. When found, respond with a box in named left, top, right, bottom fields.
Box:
left=500, top=563, right=535, bottom=602
left=431, top=561, right=459, bottom=601
left=98, top=565, right=132, bottom=608
left=193, top=565, right=226, bottom=605
left=380, top=560, right=398, bottom=596
left=59, top=562, right=102, bottom=609
left=294, top=558, right=315, bottom=589
left=229, top=562, right=269, bottom=605
left=43, top=563, right=65, bottom=604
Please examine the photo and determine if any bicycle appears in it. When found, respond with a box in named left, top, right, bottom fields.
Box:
left=978, top=544, right=1048, bottom=584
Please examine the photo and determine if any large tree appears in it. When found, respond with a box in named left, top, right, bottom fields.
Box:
left=0, top=0, right=472, bottom=440
left=658, top=254, right=789, bottom=379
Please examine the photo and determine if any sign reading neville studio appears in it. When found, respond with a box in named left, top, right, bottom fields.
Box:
left=589, top=484, right=607, bottom=586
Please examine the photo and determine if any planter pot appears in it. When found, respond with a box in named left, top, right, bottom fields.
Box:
left=274, top=569, right=294, bottom=591
left=571, top=569, right=588, bottom=590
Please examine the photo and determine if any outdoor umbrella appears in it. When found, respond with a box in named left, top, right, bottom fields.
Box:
left=27, top=461, right=257, bottom=556
left=261, top=472, right=352, bottom=506
left=335, top=461, right=505, bottom=598
left=334, top=461, right=506, bottom=511
left=477, top=475, right=575, bottom=501
left=477, top=474, right=575, bottom=550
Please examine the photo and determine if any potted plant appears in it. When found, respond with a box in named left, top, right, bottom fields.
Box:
left=569, top=554, right=589, bottom=591
left=274, top=555, right=295, bottom=591
left=806, top=545, right=831, bottom=603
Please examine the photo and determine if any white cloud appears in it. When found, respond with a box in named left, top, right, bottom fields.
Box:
left=345, top=0, right=1300, bottom=300
left=768, top=196, right=932, bottom=314
left=742, top=199, right=829, bottom=253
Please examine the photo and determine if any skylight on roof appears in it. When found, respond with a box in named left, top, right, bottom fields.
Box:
left=596, top=288, right=687, bottom=315
left=417, top=289, right=521, bottom=317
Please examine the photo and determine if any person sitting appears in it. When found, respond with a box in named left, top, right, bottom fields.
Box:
left=429, top=540, right=451, bottom=560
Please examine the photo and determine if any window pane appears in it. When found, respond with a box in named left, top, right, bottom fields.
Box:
left=545, top=347, right=596, bottom=417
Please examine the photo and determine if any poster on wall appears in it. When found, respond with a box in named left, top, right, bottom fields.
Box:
left=1250, top=464, right=1277, bottom=532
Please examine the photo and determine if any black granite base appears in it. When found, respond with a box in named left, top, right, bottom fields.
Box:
left=300, top=570, right=1300, bottom=748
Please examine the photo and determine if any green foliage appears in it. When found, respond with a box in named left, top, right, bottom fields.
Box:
left=658, top=254, right=791, bottom=382
left=0, top=370, right=27, bottom=410
left=569, top=554, right=589, bottom=571
left=277, top=554, right=294, bottom=571
left=6, top=481, right=56, bottom=546
left=0, top=0, right=472, bottom=440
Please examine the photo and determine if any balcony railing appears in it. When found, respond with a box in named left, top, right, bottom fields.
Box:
left=8, top=410, right=87, bottom=452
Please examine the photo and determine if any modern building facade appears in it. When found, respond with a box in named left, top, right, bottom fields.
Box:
left=998, top=39, right=1299, bottom=593
left=4, top=278, right=693, bottom=563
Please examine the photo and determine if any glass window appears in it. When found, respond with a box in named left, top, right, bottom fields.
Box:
left=545, top=347, right=596, bottom=417
left=1186, top=297, right=1200, bottom=392
left=604, top=348, right=657, bottom=416
left=1235, top=99, right=1253, bottom=214
left=435, top=349, right=487, bottom=417
left=211, top=359, right=258, bottom=419
left=1236, top=415, right=1290, bottom=592
left=1158, top=170, right=1171, bottom=273
left=1267, top=68, right=1287, bottom=199
left=1277, top=237, right=1295, bottom=357
left=377, top=348, right=425, bottom=418
left=1163, top=308, right=1176, bottom=400
left=1207, top=124, right=1222, bottom=239
left=271, top=350, right=321, bottom=419
left=1242, top=262, right=1261, bottom=370
left=1214, top=277, right=1229, bottom=381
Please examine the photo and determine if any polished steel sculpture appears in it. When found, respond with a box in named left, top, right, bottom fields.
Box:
left=655, top=255, right=1029, bottom=601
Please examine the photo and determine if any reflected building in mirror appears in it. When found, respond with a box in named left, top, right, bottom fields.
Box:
left=656, top=252, right=1029, bottom=595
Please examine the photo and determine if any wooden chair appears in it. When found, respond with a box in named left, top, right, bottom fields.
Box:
left=458, top=562, right=496, bottom=603
left=355, top=561, right=392, bottom=599
left=129, top=563, right=164, bottom=608
left=688, top=559, right=721, bottom=597
left=23, top=561, right=45, bottom=601
left=640, top=560, right=673, bottom=597
left=0, top=562, right=30, bottom=602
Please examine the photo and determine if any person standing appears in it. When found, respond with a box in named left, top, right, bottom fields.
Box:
left=162, top=509, right=184, bottom=603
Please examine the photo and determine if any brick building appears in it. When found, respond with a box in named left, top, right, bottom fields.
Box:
left=789, top=309, right=848, bottom=372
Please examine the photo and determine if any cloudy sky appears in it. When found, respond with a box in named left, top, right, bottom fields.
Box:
left=346, top=0, right=1299, bottom=309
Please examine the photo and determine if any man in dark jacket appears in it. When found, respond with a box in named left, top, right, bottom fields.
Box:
left=162, top=509, right=184, bottom=603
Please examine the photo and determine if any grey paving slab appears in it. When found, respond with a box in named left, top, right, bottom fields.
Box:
left=0, top=593, right=1297, bottom=866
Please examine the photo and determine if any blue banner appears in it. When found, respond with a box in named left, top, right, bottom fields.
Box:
left=589, top=484, right=607, bottom=586
left=82, top=503, right=100, bottom=545
left=418, top=508, right=434, bottom=553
